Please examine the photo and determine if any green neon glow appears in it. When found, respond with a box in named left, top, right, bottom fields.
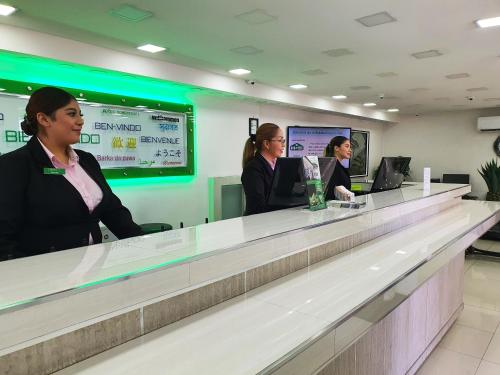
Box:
left=0, top=50, right=194, bottom=104
left=76, top=255, right=192, bottom=290
left=0, top=50, right=198, bottom=184
left=192, top=106, right=199, bottom=176
left=0, top=255, right=192, bottom=310
left=0, top=297, right=38, bottom=311
left=108, top=175, right=195, bottom=188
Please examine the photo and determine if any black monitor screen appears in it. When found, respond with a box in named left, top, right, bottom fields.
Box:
left=442, top=174, right=469, bottom=184
left=318, top=157, right=336, bottom=199
left=267, top=157, right=337, bottom=208
left=268, top=158, right=308, bottom=208
left=371, top=157, right=411, bottom=193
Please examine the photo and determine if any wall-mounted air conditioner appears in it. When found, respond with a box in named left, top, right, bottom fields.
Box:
left=478, top=116, right=500, bottom=131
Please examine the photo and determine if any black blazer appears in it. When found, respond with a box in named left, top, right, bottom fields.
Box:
left=0, top=137, right=142, bottom=260
left=325, top=162, right=352, bottom=201
left=241, top=153, right=275, bottom=216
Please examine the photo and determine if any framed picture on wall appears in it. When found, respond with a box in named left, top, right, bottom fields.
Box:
left=350, top=130, right=369, bottom=177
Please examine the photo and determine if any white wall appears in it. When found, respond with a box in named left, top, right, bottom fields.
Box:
left=0, top=23, right=396, bottom=123
left=382, top=108, right=500, bottom=197
left=0, top=23, right=389, bottom=229
left=111, top=94, right=385, bottom=228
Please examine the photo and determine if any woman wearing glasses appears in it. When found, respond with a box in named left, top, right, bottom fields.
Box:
left=241, top=123, right=285, bottom=215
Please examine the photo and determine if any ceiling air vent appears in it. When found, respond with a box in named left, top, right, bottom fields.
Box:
left=109, top=4, right=153, bottom=22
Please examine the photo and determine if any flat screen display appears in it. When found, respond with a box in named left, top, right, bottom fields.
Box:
left=286, top=126, right=351, bottom=168
left=371, top=157, right=411, bottom=193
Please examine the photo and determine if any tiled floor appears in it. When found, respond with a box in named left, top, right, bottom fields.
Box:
left=417, top=242, right=500, bottom=375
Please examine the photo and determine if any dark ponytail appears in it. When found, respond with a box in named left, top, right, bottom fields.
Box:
left=324, top=136, right=349, bottom=157
left=20, top=87, right=76, bottom=136
left=242, top=123, right=280, bottom=168
left=20, top=115, right=38, bottom=136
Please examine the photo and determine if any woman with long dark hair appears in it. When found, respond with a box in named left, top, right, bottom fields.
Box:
left=324, top=136, right=353, bottom=201
left=0, top=87, right=142, bottom=261
left=241, top=123, right=285, bottom=215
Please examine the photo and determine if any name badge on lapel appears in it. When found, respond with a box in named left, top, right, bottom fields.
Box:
left=43, top=167, right=65, bottom=175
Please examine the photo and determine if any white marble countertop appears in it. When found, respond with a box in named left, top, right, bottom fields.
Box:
left=56, top=199, right=500, bottom=375
left=0, top=183, right=468, bottom=312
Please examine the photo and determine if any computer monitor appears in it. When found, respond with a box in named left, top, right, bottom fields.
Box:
left=442, top=174, right=469, bottom=184
left=318, top=157, right=337, bottom=200
left=371, top=157, right=411, bottom=193
left=267, top=157, right=337, bottom=208
left=267, top=158, right=308, bottom=208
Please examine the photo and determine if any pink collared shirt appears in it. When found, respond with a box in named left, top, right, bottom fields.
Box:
left=38, top=138, right=103, bottom=243
left=260, top=153, right=277, bottom=170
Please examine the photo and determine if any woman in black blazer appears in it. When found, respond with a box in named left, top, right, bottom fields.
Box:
left=0, top=87, right=142, bottom=261
left=241, top=123, right=285, bottom=215
left=324, top=136, right=353, bottom=201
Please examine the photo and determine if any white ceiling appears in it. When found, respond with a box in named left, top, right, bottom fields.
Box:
left=2, top=0, right=500, bottom=114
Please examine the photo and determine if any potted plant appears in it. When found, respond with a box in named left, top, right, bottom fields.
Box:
left=478, top=159, right=500, bottom=201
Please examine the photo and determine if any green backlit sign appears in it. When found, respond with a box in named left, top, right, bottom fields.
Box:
left=0, top=50, right=196, bottom=180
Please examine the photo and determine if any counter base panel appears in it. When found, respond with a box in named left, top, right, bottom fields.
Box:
left=0, top=194, right=496, bottom=375
left=313, top=253, right=464, bottom=375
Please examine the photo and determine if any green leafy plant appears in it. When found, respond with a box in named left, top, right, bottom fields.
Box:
left=478, top=159, right=500, bottom=201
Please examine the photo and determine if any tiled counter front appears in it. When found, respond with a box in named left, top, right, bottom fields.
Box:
left=314, top=252, right=464, bottom=375
left=0, top=184, right=479, bottom=374
left=11, top=200, right=500, bottom=375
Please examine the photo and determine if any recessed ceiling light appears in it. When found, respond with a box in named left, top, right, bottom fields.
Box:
left=356, top=11, right=396, bottom=27
left=229, top=68, right=252, bottom=75
left=230, top=45, right=263, bottom=55
left=466, top=87, right=488, bottom=92
left=0, top=4, right=16, bottom=16
left=109, top=4, right=152, bottom=22
left=376, top=72, right=398, bottom=78
left=135, top=105, right=148, bottom=108
left=0, top=88, right=5, bottom=91
left=387, top=108, right=399, bottom=112
left=446, top=73, right=470, bottom=79
left=322, top=48, right=354, bottom=58
left=137, top=44, right=166, bottom=53
left=302, top=69, right=328, bottom=76
left=411, top=50, right=443, bottom=59
left=332, top=95, right=347, bottom=99
left=476, top=16, right=500, bottom=28
left=76, top=98, right=87, bottom=101
left=235, top=9, right=277, bottom=25
left=289, top=84, right=308, bottom=89
left=363, top=102, right=376, bottom=107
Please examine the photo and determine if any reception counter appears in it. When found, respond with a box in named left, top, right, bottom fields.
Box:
left=0, top=183, right=498, bottom=374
